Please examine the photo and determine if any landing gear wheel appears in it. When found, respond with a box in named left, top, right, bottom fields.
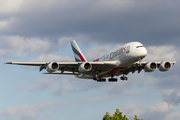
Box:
left=121, top=76, right=128, bottom=81
left=108, top=78, right=117, bottom=82
left=97, top=78, right=106, bottom=82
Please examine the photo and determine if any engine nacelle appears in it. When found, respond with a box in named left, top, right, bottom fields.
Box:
left=46, top=62, right=59, bottom=73
left=78, top=62, right=92, bottom=73
left=159, top=62, right=171, bottom=72
left=144, top=62, right=157, bottom=72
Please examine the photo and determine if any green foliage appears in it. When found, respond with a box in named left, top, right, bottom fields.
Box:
left=103, top=109, right=141, bottom=120
left=103, top=112, right=113, bottom=120
left=133, top=115, right=140, bottom=120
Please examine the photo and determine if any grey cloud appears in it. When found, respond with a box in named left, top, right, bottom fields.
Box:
left=78, top=95, right=112, bottom=104
left=31, top=54, right=73, bottom=62
left=0, top=0, right=180, bottom=46
left=144, top=45, right=179, bottom=62
left=71, top=74, right=142, bottom=97
left=20, top=78, right=73, bottom=96
left=160, top=90, right=180, bottom=106
left=0, top=36, right=76, bottom=58
left=0, top=101, right=53, bottom=120
left=0, top=36, right=52, bottom=57
left=123, top=102, right=177, bottom=120
left=85, top=44, right=112, bottom=61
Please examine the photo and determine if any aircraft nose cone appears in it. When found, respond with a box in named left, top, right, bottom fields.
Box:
left=135, top=47, right=147, bottom=58
left=141, top=47, right=147, bottom=57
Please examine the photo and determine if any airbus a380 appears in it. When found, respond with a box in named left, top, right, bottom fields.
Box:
left=6, top=40, right=176, bottom=82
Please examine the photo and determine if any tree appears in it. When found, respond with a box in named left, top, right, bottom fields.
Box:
left=133, top=115, right=140, bottom=120
left=113, top=109, right=128, bottom=120
left=103, top=109, right=141, bottom=120
left=103, top=112, right=113, bottom=120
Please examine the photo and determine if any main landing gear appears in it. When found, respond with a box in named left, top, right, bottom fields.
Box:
left=93, top=77, right=117, bottom=82
left=108, top=77, right=117, bottom=82
left=96, top=77, right=118, bottom=82
left=93, top=75, right=128, bottom=82
left=120, top=75, right=128, bottom=81
left=93, top=76, right=106, bottom=82
left=96, top=78, right=106, bottom=82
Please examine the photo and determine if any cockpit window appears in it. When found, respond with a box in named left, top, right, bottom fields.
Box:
left=136, top=46, right=143, bottom=48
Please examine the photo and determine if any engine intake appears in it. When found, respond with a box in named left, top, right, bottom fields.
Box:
left=144, top=62, right=157, bottom=72
left=46, top=62, right=59, bottom=73
left=159, top=62, right=171, bottom=72
left=78, top=62, right=92, bottom=73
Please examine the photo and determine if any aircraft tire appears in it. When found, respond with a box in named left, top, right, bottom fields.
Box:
left=108, top=78, right=117, bottom=82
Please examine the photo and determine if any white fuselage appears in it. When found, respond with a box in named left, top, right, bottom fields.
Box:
left=76, top=42, right=147, bottom=79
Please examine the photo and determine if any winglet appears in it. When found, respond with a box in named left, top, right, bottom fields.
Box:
left=71, top=40, right=87, bottom=62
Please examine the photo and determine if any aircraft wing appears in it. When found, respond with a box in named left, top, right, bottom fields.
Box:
left=5, top=61, right=118, bottom=74
left=122, top=61, right=176, bottom=75
left=5, top=62, right=48, bottom=66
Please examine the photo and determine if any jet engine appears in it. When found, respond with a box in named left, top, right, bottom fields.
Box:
left=159, top=62, right=171, bottom=72
left=46, top=62, right=59, bottom=73
left=144, top=62, right=157, bottom=72
left=78, top=62, right=92, bottom=73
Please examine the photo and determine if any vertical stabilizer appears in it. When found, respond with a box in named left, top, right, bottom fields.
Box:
left=71, top=40, right=87, bottom=62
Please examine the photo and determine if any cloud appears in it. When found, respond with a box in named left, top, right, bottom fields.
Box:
left=85, top=45, right=111, bottom=61
left=166, top=112, right=180, bottom=120
left=0, top=36, right=51, bottom=57
left=0, top=36, right=78, bottom=58
left=0, top=0, right=23, bottom=14
left=78, top=95, right=112, bottom=103
left=160, top=89, right=180, bottom=106
left=26, top=39, right=122, bottom=62
left=31, top=54, right=73, bottom=62
left=144, top=45, right=180, bottom=61
left=0, top=101, right=53, bottom=120
left=123, top=102, right=177, bottom=120
left=0, top=17, right=17, bottom=32
left=0, top=0, right=179, bottom=46
left=19, top=78, right=73, bottom=96
left=69, top=73, right=180, bottom=104
left=1, top=1, right=180, bottom=120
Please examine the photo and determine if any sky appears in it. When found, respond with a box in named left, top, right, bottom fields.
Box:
left=0, top=0, right=180, bottom=120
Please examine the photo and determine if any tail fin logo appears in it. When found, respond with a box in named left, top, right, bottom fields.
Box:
left=71, top=40, right=87, bottom=62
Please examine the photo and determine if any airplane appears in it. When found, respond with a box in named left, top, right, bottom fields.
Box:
left=6, top=40, right=176, bottom=82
